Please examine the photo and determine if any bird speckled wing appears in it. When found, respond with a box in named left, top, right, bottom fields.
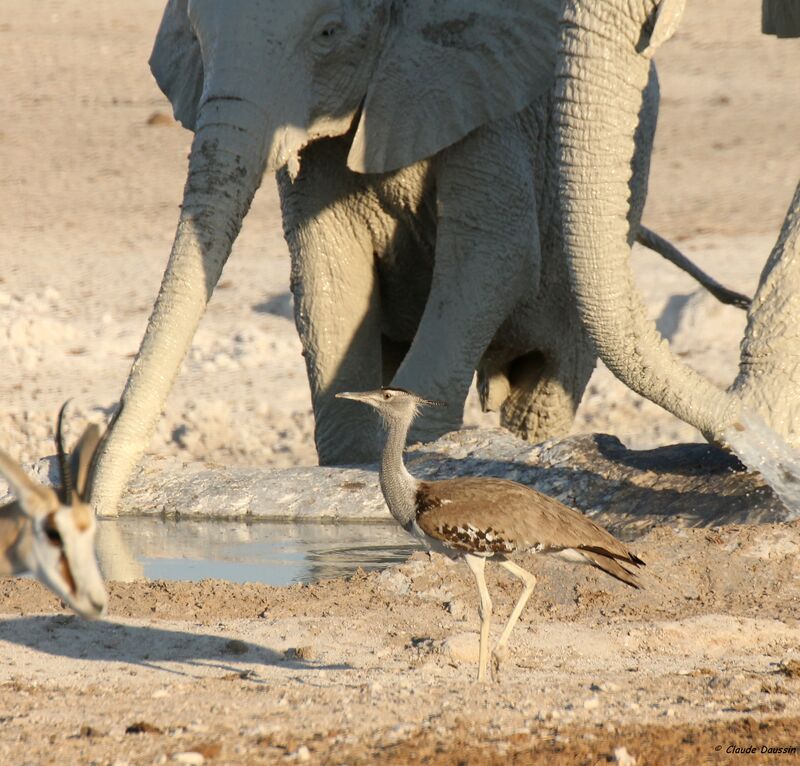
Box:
left=415, top=478, right=644, bottom=585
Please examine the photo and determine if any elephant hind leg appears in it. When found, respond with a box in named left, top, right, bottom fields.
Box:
left=496, top=348, right=596, bottom=442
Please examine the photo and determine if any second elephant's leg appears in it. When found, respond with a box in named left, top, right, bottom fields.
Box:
left=391, top=121, right=540, bottom=442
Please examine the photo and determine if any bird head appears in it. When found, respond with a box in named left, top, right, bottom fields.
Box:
left=336, top=388, right=445, bottom=426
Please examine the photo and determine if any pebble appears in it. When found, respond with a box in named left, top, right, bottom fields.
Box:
left=295, top=745, right=311, bottom=762
left=613, top=746, right=637, bottom=766
left=445, top=599, right=466, bottom=620
left=285, top=645, right=316, bottom=661
left=583, top=696, right=601, bottom=711
left=440, top=632, right=479, bottom=664
left=152, top=689, right=169, bottom=699
left=173, top=753, right=205, bottom=765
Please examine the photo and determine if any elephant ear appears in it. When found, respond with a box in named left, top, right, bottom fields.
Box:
left=347, top=0, right=559, bottom=174
left=149, top=0, right=204, bottom=131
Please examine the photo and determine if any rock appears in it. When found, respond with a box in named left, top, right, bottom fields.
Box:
left=378, top=569, right=411, bottom=596
left=294, top=745, right=311, bottom=762
left=5, top=428, right=789, bottom=532
left=441, top=633, right=479, bottom=664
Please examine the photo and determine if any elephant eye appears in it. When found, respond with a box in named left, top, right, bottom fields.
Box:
left=313, top=13, right=344, bottom=51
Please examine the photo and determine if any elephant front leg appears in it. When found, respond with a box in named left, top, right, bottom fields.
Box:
left=289, top=223, right=384, bottom=465
left=392, top=123, right=539, bottom=443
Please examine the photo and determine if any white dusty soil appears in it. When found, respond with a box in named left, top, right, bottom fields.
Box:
left=1, top=1, right=800, bottom=763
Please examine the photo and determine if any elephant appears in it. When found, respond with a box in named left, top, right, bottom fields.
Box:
left=553, top=0, right=800, bottom=451
left=87, top=0, right=741, bottom=517
left=762, top=0, right=800, bottom=37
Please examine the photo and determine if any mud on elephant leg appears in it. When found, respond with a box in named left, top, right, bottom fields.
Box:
left=281, top=170, right=385, bottom=465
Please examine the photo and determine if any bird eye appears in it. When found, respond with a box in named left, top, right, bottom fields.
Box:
left=383, top=392, right=391, bottom=400
left=320, top=23, right=339, bottom=38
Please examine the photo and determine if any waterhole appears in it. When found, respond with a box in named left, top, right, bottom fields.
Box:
left=96, top=518, right=423, bottom=585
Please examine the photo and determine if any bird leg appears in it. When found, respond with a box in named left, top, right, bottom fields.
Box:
left=464, top=553, right=492, bottom=683
left=492, top=559, right=537, bottom=677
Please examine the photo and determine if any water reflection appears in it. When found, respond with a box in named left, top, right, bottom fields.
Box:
left=96, top=517, right=423, bottom=585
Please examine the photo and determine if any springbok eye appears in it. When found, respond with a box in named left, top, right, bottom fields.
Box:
left=44, top=525, right=62, bottom=547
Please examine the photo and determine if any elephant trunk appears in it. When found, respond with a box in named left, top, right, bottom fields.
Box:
left=554, top=0, right=733, bottom=439
left=88, top=98, right=268, bottom=516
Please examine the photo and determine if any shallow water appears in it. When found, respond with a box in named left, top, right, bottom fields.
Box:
left=96, top=518, right=423, bottom=585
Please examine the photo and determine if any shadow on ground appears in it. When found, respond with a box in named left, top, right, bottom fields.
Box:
left=0, top=615, right=349, bottom=677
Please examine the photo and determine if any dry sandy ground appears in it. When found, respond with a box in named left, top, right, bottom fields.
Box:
left=2, top=1, right=800, bottom=763
left=1, top=524, right=800, bottom=765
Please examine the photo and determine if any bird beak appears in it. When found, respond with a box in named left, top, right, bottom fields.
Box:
left=336, top=391, right=371, bottom=403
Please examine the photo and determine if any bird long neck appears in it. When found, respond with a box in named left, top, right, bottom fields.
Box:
left=378, top=412, right=419, bottom=529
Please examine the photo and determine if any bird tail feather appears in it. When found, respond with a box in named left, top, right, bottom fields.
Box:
left=579, top=550, right=643, bottom=589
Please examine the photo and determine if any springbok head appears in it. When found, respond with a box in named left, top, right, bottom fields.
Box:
left=0, top=403, right=108, bottom=618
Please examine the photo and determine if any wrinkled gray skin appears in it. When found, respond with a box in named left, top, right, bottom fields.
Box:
left=555, top=0, right=800, bottom=448
left=89, top=0, right=664, bottom=516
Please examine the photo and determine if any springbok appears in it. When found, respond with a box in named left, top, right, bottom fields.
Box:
left=0, top=404, right=108, bottom=618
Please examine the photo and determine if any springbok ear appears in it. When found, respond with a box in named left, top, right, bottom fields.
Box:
left=0, top=450, right=56, bottom=517
left=149, top=0, right=204, bottom=131
left=70, top=425, right=102, bottom=501
left=347, top=0, right=560, bottom=174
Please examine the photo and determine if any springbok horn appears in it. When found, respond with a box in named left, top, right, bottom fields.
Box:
left=55, top=400, right=74, bottom=505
